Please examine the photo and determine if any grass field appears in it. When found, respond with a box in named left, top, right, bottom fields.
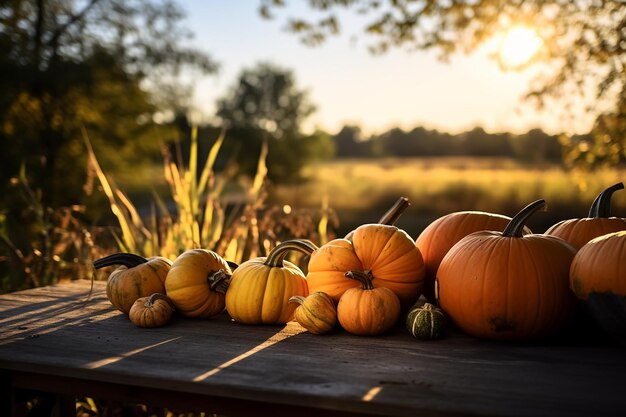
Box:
left=269, top=157, right=626, bottom=237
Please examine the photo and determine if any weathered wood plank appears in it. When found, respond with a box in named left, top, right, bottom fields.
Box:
left=0, top=280, right=625, bottom=417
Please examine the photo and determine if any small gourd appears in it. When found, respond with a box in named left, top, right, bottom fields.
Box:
left=406, top=303, right=446, bottom=340
left=337, top=271, right=401, bottom=336
left=129, top=293, right=176, bottom=328
left=93, top=253, right=172, bottom=314
left=289, top=292, right=337, bottom=335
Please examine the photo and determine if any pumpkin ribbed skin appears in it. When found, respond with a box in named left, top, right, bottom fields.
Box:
left=129, top=293, right=175, bottom=328
left=416, top=211, right=525, bottom=303
left=437, top=200, right=576, bottom=341
left=546, top=183, right=626, bottom=250
left=225, top=240, right=313, bottom=325
left=406, top=303, right=446, bottom=340
left=570, top=231, right=626, bottom=343
left=308, top=224, right=425, bottom=307
left=95, top=254, right=172, bottom=314
left=337, top=271, right=401, bottom=336
left=165, top=249, right=232, bottom=318
left=290, top=292, right=337, bottom=334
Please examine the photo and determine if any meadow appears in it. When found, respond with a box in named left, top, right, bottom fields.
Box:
left=270, top=157, right=626, bottom=238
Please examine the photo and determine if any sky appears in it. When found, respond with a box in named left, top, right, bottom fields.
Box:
left=177, top=1, right=596, bottom=136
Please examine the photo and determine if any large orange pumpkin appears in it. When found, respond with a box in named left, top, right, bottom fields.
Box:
left=94, top=253, right=171, bottom=314
left=165, top=249, right=232, bottom=318
left=307, top=223, right=425, bottom=307
left=415, top=211, right=525, bottom=303
left=437, top=200, right=576, bottom=341
left=570, top=230, right=626, bottom=343
left=546, top=182, right=626, bottom=250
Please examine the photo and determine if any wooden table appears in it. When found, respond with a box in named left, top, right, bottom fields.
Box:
left=1, top=280, right=625, bottom=417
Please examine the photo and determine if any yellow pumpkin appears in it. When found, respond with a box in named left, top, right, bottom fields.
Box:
left=225, top=239, right=316, bottom=325
left=165, top=249, right=232, bottom=318
left=94, top=253, right=171, bottom=314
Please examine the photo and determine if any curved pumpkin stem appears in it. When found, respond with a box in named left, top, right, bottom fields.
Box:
left=345, top=270, right=375, bottom=290
left=145, top=293, right=176, bottom=310
left=289, top=296, right=306, bottom=305
left=502, top=199, right=546, bottom=238
left=208, top=269, right=231, bottom=294
left=93, top=253, right=147, bottom=269
left=264, top=239, right=319, bottom=268
left=588, top=182, right=624, bottom=218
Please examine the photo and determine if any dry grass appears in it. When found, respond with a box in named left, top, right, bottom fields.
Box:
left=271, top=157, right=626, bottom=235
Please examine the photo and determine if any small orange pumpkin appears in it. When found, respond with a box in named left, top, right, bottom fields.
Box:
left=337, top=271, right=401, bottom=336
left=308, top=223, right=425, bottom=307
left=416, top=211, right=529, bottom=303
left=546, top=182, right=626, bottom=250
left=94, top=253, right=171, bottom=314
left=129, top=293, right=176, bottom=328
left=570, top=231, right=626, bottom=343
left=165, top=249, right=233, bottom=318
left=225, top=239, right=315, bottom=325
left=437, top=200, right=576, bottom=341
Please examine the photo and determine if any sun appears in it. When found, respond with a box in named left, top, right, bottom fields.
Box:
left=498, top=26, right=543, bottom=69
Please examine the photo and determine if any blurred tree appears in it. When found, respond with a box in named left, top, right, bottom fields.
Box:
left=259, top=0, right=625, bottom=168
left=0, top=0, right=217, bottom=206
left=217, top=62, right=332, bottom=182
left=510, top=128, right=562, bottom=163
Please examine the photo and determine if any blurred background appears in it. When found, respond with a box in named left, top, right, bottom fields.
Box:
left=1, top=0, right=625, bottom=294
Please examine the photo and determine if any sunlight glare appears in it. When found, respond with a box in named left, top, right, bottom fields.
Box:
left=499, top=26, right=543, bottom=69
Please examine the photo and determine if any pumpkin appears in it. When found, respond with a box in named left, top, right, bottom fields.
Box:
left=164, top=249, right=232, bottom=318
left=337, top=271, right=401, bottom=336
left=129, top=293, right=176, bottom=328
left=344, top=196, right=410, bottom=240
left=406, top=302, right=446, bottom=340
left=307, top=223, right=425, bottom=307
left=546, top=182, right=626, bottom=250
left=225, top=239, right=315, bottom=325
left=289, top=292, right=337, bottom=334
left=93, top=253, right=171, bottom=314
left=437, top=199, right=576, bottom=341
left=416, top=211, right=530, bottom=303
left=570, top=231, right=626, bottom=344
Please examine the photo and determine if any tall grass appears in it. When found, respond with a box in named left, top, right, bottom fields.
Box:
left=84, top=127, right=334, bottom=266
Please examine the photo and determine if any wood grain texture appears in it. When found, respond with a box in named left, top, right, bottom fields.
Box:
left=1, top=280, right=625, bottom=417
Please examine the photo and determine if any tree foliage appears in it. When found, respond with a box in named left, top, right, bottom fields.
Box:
left=260, top=0, right=626, bottom=167
left=217, top=62, right=333, bottom=182
left=0, top=0, right=217, bottom=206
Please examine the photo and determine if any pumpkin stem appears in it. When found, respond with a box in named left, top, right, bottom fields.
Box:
left=345, top=270, right=375, bottom=290
left=145, top=293, right=176, bottom=310
left=208, top=269, right=231, bottom=294
left=93, top=253, right=147, bottom=269
left=588, top=182, right=624, bottom=218
left=264, top=239, right=319, bottom=268
left=226, top=261, right=239, bottom=271
left=502, top=199, right=546, bottom=238
left=378, top=197, right=410, bottom=226
left=289, top=296, right=306, bottom=305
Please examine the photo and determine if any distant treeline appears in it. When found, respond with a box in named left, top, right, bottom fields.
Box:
left=332, top=125, right=590, bottom=163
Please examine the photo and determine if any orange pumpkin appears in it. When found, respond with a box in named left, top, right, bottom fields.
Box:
left=307, top=223, right=425, bottom=307
left=129, top=293, right=176, bottom=328
left=337, top=271, right=401, bottom=336
left=94, top=253, right=171, bottom=314
left=416, top=211, right=529, bottom=303
left=165, top=249, right=232, bottom=318
left=289, top=292, right=337, bottom=335
left=570, top=231, right=626, bottom=343
left=437, top=200, right=576, bottom=341
left=546, top=182, right=626, bottom=250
